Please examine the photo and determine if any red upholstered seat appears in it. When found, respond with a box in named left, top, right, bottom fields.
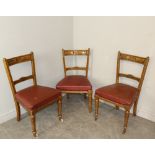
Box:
left=56, top=75, right=92, bottom=91
left=95, top=83, right=138, bottom=106
left=15, top=85, right=61, bottom=110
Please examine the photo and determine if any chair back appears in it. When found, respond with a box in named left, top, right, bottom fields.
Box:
left=116, top=51, right=149, bottom=91
left=3, top=52, right=37, bottom=95
left=62, top=48, right=90, bottom=78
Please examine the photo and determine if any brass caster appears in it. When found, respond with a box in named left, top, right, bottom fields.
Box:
left=122, top=128, right=127, bottom=134
left=33, top=132, right=38, bottom=137
left=59, top=115, right=63, bottom=122
left=60, top=118, right=63, bottom=123
left=133, top=113, right=136, bottom=117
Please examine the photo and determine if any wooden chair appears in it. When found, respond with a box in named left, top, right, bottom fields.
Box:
left=3, top=52, right=63, bottom=137
left=95, top=52, right=149, bottom=133
left=56, top=48, right=93, bottom=113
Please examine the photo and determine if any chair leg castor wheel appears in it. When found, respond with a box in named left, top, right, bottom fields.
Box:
left=59, top=115, right=63, bottom=122
left=33, top=132, right=38, bottom=137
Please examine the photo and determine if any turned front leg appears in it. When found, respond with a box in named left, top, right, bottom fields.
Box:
left=88, top=90, right=92, bottom=113
left=57, top=96, right=63, bottom=122
left=95, top=96, right=99, bottom=120
left=29, top=111, right=37, bottom=137
left=122, top=109, right=130, bottom=134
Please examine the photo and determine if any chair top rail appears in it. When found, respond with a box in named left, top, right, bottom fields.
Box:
left=5, top=52, right=33, bottom=66
left=63, top=49, right=89, bottom=56
left=119, top=52, right=148, bottom=64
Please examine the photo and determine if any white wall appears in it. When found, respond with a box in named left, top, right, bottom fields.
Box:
left=0, top=16, right=155, bottom=124
left=73, top=17, right=155, bottom=122
left=0, top=17, right=73, bottom=123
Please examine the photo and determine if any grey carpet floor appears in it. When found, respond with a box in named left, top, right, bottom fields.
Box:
left=0, top=94, right=155, bottom=139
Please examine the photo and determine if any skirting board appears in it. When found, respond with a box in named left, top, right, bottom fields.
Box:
left=0, top=108, right=26, bottom=124
left=137, top=109, right=155, bottom=123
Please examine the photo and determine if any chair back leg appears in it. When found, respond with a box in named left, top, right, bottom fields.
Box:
left=15, top=101, right=21, bottom=121
left=84, top=94, right=87, bottom=99
left=116, top=105, right=119, bottom=110
left=133, top=98, right=139, bottom=116
left=66, top=94, right=70, bottom=99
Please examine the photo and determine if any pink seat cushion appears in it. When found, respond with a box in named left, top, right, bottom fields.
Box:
left=15, top=85, right=61, bottom=110
left=95, top=83, right=138, bottom=106
left=56, top=75, right=92, bottom=91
